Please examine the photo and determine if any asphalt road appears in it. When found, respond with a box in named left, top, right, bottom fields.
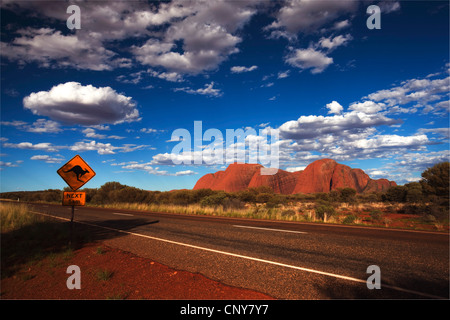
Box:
left=22, top=202, right=450, bottom=299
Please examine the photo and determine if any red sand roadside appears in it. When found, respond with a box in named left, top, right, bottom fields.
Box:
left=1, top=243, right=274, bottom=300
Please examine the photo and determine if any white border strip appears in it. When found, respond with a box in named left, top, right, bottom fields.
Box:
left=31, top=210, right=447, bottom=299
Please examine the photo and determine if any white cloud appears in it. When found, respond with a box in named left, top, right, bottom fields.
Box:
left=378, top=1, right=401, bottom=14
left=82, top=128, right=124, bottom=140
left=326, top=101, right=344, bottom=115
left=70, top=140, right=147, bottom=155
left=0, top=119, right=62, bottom=133
left=146, top=69, right=184, bottom=82
left=114, top=161, right=197, bottom=176
left=333, top=19, right=351, bottom=30
left=285, top=166, right=306, bottom=172
left=131, top=1, right=259, bottom=76
left=0, top=28, right=117, bottom=71
left=277, top=70, right=290, bottom=79
left=25, top=119, right=63, bottom=133
left=1, top=1, right=259, bottom=75
left=2, top=141, right=60, bottom=152
left=231, top=65, right=258, bottom=73
left=285, top=47, right=333, bottom=74
left=140, top=128, right=159, bottom=134
left=319, top=34, right=352, bottom=51
left=348, top=101, right=386, bottom=114
left=279, top=111, right=400, bottom=140
left=23, top=82, right=140, bottom=126
left=366, top=75, right=450, bottom=110
left=174, top=82, right=223, bottom=97
left=266, top=0, right=357, bottom=35
left=30, top=154, right=65, bottom=163
left=0, top=160, right=21, bottom=169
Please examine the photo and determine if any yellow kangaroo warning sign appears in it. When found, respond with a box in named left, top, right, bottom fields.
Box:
left=57, top=155, right=96, bottom=191
left=62, top=192, right=86, bottom=206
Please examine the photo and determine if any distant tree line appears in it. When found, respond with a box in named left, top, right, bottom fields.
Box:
left=1, top=162, right=448, bottom=219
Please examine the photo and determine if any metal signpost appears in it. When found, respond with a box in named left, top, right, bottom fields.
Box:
left=57, top=155, right=96, bottom=244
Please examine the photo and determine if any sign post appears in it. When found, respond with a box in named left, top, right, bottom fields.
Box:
left=57, top=155, right=96, bottom=245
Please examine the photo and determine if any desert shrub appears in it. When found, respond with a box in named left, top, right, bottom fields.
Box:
left=169, top=189, right=195, bottom=205
left=382, top=186, right=407, bottom=202
left=314, top=201, right=336, bottom=220
left=221, top=197, right=246, bottom=210
left=191, top=189, right=215, bottom=202
left=266, top=194, right=288, bottom=208
left=315, top=193, right=329, bottom=202
left=255, top=193, right=273, bottom=203
left=422, top=214, right=437, bottom=223
left=342, top=214, right=358, bottom=224
left=281, top=209, right=296, bottom=217
left=235, top=190, right=257, bottom=203
left=404, top=182, right=424, bottom=203
left=369, top=209, right=384, bottom=222
left=339, top=188, right=357, bottom=203
left=199, top=192, right=228, bottom=207
left=361, top=192, right=382, bottom=203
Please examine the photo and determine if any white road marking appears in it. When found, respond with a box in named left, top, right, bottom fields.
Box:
left=30, top=210, right=446, bottom=299
left=234, top=224, right=307, bottom=234
left=112, top=212, right=134, bottom=217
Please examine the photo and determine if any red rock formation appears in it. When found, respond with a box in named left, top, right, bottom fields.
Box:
left=193, top=159, right=396, bottom=194
left=248, top=168, right=298, bottom=194
left=194, top=163, right=263, bottom=192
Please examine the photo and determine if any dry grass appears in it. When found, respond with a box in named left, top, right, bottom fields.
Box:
left=95, top=202, right=308, bottom=222
left=0, top=202, right=41, bottom=233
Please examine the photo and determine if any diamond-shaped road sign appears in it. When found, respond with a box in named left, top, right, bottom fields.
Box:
left=57, top=155, right=96, bottom=191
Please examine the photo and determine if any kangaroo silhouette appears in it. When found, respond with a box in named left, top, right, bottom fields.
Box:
left=64, top=165, right=89, bottom=182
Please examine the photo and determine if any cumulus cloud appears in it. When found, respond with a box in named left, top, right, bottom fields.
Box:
left=265, top=0, right=357, bottom=36
left=365, top=75, right=450, bottom=110
left=30, top=154, right=65, bottom=163
left=1, top=1, right=259, bottom=75
left=0, top=119, right=62, bottom=133
left=319, top=34, right=353, bottom=51
left=2, top=141, right=61, bottom=152
left=0, top=28, right=118, bottom=71
left=70, top=140, right=147, bottom=155
left=82, top=128, right=125, bottom=140
left=278, top=111, right=401, bottom=140
left=326, top=101, right=344, bottom=114
left=285, top=47, right=333, bottom=74
left=348, top=101, right=386, bottom=114
left=131, top=0, right=259, bottom=77
left=231, top=65, right=258, bottom=73
left=23, top=82, right=140, bottom=126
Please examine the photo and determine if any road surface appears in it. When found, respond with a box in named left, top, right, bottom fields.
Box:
left=21, top=202, right=450, bottom=299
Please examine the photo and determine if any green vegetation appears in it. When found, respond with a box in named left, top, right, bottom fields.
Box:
left=96, top=269, right=114, bottom=281
left=1, top=162, right=448, bottom=229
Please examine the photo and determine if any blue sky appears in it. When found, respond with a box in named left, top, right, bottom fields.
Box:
left=1, top=0, right=449, bottom=192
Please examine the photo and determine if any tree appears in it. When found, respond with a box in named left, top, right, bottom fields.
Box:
left=382, top=186, right=407, bottom=202
left=404, top=182, right=423, bottom=203
left=420, top=162, right=449, bottom=199
left=339, top=188, right=357, bottom=203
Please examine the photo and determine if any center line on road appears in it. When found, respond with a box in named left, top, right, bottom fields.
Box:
left=234, top=225, right=307, bottom=234
left=113, top=212, right=134, bottom=217
left=29, top=210, right=446, bottom=300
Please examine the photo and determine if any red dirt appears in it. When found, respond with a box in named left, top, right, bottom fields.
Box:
left=1, top=243, right=274, bottom=300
